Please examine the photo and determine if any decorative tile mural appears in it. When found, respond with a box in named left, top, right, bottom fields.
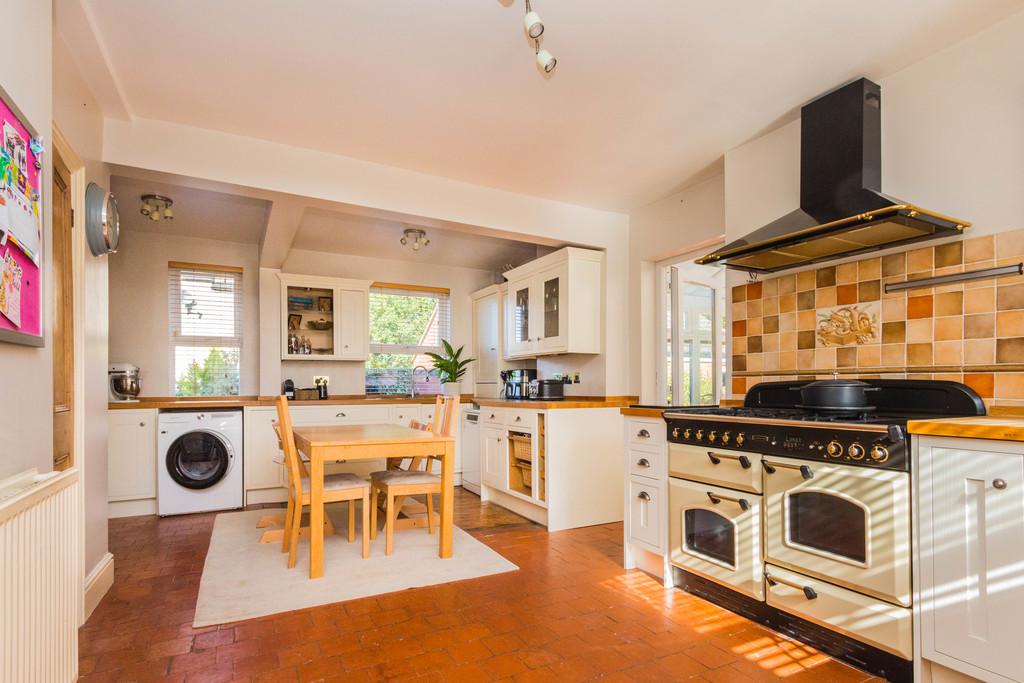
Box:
left=729, top=229, right=1024, bottom=407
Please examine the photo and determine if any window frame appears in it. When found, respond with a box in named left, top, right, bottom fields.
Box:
left=168, top=262, right=244, bottom=397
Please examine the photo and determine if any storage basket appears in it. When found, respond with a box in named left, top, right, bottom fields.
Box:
left=515, top=461, right=533, bottom=488
left=508, top=433, right=532, bottom=462
left=294, top=388, right=319, bottom=401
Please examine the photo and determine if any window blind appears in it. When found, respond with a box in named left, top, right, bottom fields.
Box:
left=368, top=284, right=451, bottom=354
left=168, top=262, right=243, bottom=396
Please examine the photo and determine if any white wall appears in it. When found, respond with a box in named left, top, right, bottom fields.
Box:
left=53, top=33, right=111, bottom=577
left=102, top=118, right=632, bottom=396
left=264, top=249, right=499, bottom=395
left=0, top=1, right=52, bottom=479
left=628, top=175, right=726, bottom=401
left=108, top=232, right=260, bottom=396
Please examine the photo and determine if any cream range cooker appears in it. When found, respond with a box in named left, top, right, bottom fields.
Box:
left=663, top=380, right=986, bottom=683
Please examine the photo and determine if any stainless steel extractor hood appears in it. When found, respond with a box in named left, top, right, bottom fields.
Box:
left=697, top=78, right=970, bottom=274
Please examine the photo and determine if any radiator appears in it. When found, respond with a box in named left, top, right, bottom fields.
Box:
left=0, top=468, right=83, bottom=683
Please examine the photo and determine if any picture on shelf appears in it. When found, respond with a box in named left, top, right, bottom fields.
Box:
left=287, top=313, right=302, bottom=331
left=318, top=296, right=332, bottom=313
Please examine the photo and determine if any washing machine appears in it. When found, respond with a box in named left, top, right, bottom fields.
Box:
left=157, top=409, right=244, bottom=516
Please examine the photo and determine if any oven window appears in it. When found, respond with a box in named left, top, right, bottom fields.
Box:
left=684, top=509, right=735, bottom=567
left=788, top=492, right=866, bottom=563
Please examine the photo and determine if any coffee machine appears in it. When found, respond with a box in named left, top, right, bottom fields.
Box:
left=501, top=369, right=537, bottom=400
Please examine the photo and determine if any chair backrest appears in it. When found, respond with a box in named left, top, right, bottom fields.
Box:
left=274, top=396, right=304, bottom=499
left=429, top=395, right=460, bottom=437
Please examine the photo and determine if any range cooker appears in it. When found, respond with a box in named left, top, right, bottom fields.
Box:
left=659, top=379, right=985, bottom=683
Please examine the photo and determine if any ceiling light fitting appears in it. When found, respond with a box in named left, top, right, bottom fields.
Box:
left=523, top=0, right=556, bottom=75
left=400, top=228, right=430, bottom=252
left=140, top=194, right=174, bottom=222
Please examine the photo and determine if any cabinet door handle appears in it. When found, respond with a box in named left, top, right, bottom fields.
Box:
left=489, top=414, right=496, bottom=419
left=993, top=478, right=1008, bottom=490
left=514, top=416, right=521, bottom=422
left=336, top=412, right=347, bottom=418
left=637, top=491, right=651, bottom=502
left=765, top=571, right=817, bottom=600
left=637, top=429, right=650, bottom=439
left=139, top=422, right=146, bottom=427
left=636, top=458, right=651, bottom=468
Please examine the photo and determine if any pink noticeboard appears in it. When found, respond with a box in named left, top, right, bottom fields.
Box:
left=0, top=86, right=43, bottom=347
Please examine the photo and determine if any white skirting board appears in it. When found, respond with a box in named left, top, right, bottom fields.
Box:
left=108, top=498, right=157, bottom=518
left=83, top=552, right=114, bottom=622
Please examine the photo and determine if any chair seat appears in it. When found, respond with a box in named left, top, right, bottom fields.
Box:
left=302, top=473, right=369, bottom=494
left=370, top=470, right=441, bottom=486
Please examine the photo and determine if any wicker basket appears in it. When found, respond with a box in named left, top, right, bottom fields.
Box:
left=294, top=388, right=319, bottom=401
left=508, top=433, right=532, bottom=462
left=515, top=461, right=533, bottom=488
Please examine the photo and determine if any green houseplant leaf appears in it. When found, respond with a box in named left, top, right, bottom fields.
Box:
left=427, top=340, right=475, bottom=384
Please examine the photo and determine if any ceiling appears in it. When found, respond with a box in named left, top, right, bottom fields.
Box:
left=291, top=208, right=541, bottom=271
left=110, top=175, right=270, bottom=243
left=81, top=1, right=1024, bottom=212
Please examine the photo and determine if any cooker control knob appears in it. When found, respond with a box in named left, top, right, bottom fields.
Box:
left=826, top=440, right=843, bottom=457
left=721, top=431, right=731, bottom=445
left=695, top=429, right=704, bottom=441
left=870, top=445, right=890, bottom=462
left=683, top=428, right=692, bottom=440
left=708, top=431, right=717, bottom=443
left=735, top=433, right=745, bottom=446
left=672, top=427, right=680, bottom=439
left=848, top=442, right=865, bottom=460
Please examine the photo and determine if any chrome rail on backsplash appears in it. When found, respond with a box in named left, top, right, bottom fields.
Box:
left=884, top=262, right=1024, bottom=294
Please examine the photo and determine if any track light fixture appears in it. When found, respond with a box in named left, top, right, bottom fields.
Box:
left=400, top=228, right=429, bottom=252
left=522, top=0, right=556, bottom=76
left=140, top=194, right=174, bottom=223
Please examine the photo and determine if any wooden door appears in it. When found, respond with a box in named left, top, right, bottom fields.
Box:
left=51, top=151, right=74, bottom=471
left=921, top=442, right=1024, bottom=682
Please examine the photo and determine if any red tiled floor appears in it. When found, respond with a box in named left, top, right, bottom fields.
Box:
left=80, top=489, right=880, bottom=682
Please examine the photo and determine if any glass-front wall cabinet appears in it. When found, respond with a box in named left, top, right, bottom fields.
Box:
left=285, top=285, right=335, bottom=357
left=507, top=282, right=532, bottom=356
left=543, top=275, right=559, bottom=339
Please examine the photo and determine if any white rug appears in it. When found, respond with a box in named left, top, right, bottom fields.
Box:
left=194, top=506, right=518, bottom=627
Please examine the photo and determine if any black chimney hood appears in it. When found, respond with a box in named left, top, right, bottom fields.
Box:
left=697, top=78, right=969, bottom=274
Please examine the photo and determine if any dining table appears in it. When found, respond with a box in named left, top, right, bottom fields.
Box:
left=291, top=423, right=457, bottom=579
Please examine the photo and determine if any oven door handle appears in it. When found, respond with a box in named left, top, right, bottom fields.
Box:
left=765, top=571, right=818, bottom=600
left=707, top=451, right=752, bottom=469
left=706, top=491, right=751, bottom=511
left=761, top=459, right=814, bottom=480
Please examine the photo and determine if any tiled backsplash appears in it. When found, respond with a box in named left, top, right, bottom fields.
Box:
left=730, top=230, right=1024, bottom=407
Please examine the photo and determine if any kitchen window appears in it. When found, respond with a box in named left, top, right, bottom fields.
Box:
left=168, top=262, right=243, bottom=396
left=365, top=284, right=450, bottom=395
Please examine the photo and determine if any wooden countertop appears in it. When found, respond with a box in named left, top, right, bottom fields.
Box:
left=474, top=396, right=637, bottom=410
left=908, top=413, right=1024, bottom=442
left=108, top=395, right=456, bottom=410
left=620, top=407, right=667, bottom=418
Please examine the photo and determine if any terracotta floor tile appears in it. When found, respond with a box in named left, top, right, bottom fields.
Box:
left=81, top=488, right=872, bottom=683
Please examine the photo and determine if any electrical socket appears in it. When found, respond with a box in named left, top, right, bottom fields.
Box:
left=572, top=372, right=581, bottom=384
left=313, top=375, right=330, bottom=386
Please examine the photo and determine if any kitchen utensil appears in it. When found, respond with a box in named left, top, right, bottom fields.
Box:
left=792, top=378, right=879, bottom=410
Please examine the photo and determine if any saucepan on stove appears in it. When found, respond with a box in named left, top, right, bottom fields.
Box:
left=791, top=378, right=879, bottom=411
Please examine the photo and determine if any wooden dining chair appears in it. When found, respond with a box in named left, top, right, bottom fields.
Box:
left=369, top=395, right=459, bottom=555
left=275, top=395, right=371, bottom=566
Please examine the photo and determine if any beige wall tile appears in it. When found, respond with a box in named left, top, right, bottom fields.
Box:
left=934, top=340, right=963, bottom=366
left=779, top=312, right=796, bottom=332
left=779, top=351, right=796, bottom=370
left=858, top=258, right=881, bottom=281
left=881, top=253, right=906, bottom=277
left=997, top=310, right=1024, bottom=338
left=964, top=235, right=995, bottom=263
left=815, top=347, right=836, bottom=368
left=996, top=338, right=1024, bottom=363
left=763, top=352, right=780, bottom=371
left=836, top=262, right=858, bottom=284
left=732, top=285, right=746, bottom=303
left=995, top=373, right=1024, bottom=399
left=836, top=346, right=856, bottom=367
left=997, top=283, right=1024, bottom=311
left=747, top=317, right=763, bottom=335
left=778, top=274, right=796, bottom=295
left=934, top=242, right=964, bottom=268
left=907, top=343, right=933, bottom=366
left=964, top=287, right=994, bottom=314
left=934, top=316, right=963, bottom=341
left=780, top=331, right=797, bottom=351
left=797, top=349, right=815, bottom=369
left=996, top=229, right=1024, bottom=258
left=762, top=278, right=778, bottom=297
left=797, top=310, right=816, bottom=331
left=797, top=270, right=816, bottom=292
left=857, top=345, right=881, bottom=367
left=934, top=291, right=963, bottom=316
left=733, top=337, right=747, bottom=354
left=907, top=247, right=934, bottom=272
left=762, top=296, right=779, bottom=315
left=882, top=298, right=907, bottom=322
left=907, top=319, right=933, bottom=343
left=815, top=287, right=836, bottom=308
left=746, top=353, right=763, bottom=371
left=963, top=338, right=995, bottom=365
left=762, top=333, right=779, bottom=353
left=964, top=313, right=995, bottom=339
left=779, top=293, right=796, bottom=313
left=746, top=299, right=763, bottom=319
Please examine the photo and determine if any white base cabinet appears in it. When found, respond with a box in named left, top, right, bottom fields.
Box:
left=622, top=416, right=671, bottom=584
left=108, top=409, right=158, bottom=503
left=915, top=435, right=1024, bottom=683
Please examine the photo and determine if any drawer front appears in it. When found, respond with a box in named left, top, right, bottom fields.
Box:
left=627, top=418, right=665, bottom=447
left=628, top=478, right=663, bottom=552
left=292, top=405, right=391, bottom=425
left=504, top=409, right=537, bottom=430
left=670, top=478, right=764, bottom=600
left=628, top=445, right=666, bottom=481
left=480, top=407, right=505, bottom=425
left=389, top=405, right=422, bottom=427
left=669, top=443, right=763, bottom=493
left=765, top=563, right=912, bottom=660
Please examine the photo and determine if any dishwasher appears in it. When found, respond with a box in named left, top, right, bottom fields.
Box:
left=461, top=409, right=481, bottom=495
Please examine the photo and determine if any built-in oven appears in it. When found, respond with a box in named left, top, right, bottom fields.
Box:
left=761, top=455, right=911, bottom=607
left=669, top=477, right=764, bottom=599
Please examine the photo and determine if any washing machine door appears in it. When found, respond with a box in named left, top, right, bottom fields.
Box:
left=165, top=430, right=232, bottom=490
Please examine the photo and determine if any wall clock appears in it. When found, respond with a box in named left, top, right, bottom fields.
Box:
left=85, top=182, right=120, bottom=256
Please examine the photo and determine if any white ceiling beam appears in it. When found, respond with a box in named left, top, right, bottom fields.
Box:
left=259, top=199, right=306, bottom=268
left=55, top=0, right=132, bottom=120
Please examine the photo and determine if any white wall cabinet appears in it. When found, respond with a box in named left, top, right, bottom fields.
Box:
left=279, top=274, right=369, bottom=361
left=503, top=247, right=603, bottom=359
left=915, top=436, right=1024, bottom=683
left=107, top=409, right=158, bottom=501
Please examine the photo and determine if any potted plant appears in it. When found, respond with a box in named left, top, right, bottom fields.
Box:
left=426, top=340, right=475, bottom=396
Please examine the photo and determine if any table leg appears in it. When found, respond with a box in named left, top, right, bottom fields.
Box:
left=439, top=441, right=454, bottom=558
left=309, top=453, right=325, bottom=579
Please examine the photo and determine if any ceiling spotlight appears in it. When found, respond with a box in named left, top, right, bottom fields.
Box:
left=536, top=45, right=556, bottom=74
left=401, top=228, right=429, bottom=252
left=523, top=0, right=544, bottom=39
left=140, top=194, right=174, bottom=222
